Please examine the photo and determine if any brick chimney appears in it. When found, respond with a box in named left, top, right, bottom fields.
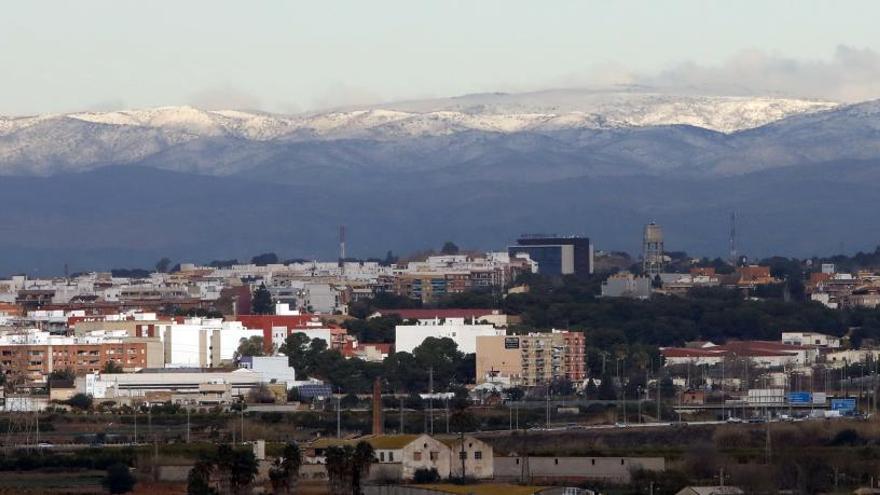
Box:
left=372, top=376, right=383, bottom=435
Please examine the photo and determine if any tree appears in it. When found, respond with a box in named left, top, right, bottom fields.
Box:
left=504, top=387, right=525, bottom=401
left=155, top=257, right=173, bottom=274
left=585, top=378, right=599, bottom=399
left=269, top=442, right=302, bottom=495
left=325, top=441, right=375, bottom=495
left=68, top=393, right=94, bottom=411
left=252, top=284, right=274, bottom=315
left=234, top=336, right=265, bottom=362
left=102, top=360, right=124, bottom=374
left=351, top=441, right=375, bottom=495
left=215, top=444, right=258, bottom=495
left=382, top=250, right=398, bottom=266
left=441, top=241, right=460, bottom=255
left=103, top=463, right=136, bottom=494
left=251, top=253, right=279, bottom=266
left=597, top=374, right=618, bottom=401
left=187, top=459, right=217, bottom=495
left=49, top=368, right=75, bottom=381
left=279, top=333, right=312, bottom=377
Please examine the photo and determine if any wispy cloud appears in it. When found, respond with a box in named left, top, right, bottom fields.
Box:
left=618, top=45, right=880, bottom=102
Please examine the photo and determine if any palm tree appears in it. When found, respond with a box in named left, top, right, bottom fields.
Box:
left=325, top=442, right=375, bottom=495
left=325, top=445, right=351, bottom=495
left=187, top=459, right=217, bottom=495
left=269, top=442, right=302, bottom=494
left=214, top=445, right=258, bottom=495
left=351, top=442, right=375, bottom=495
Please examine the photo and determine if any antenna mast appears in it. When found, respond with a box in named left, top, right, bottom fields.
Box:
left=729, top=212, right=737, bottom=265
left=338, top=225, right=346, bottom=274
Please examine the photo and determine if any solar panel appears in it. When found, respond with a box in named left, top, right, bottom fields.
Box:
left=297, top=384, right=333, bottom=399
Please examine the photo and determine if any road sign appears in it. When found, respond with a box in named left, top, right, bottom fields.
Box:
left=831, top=398, right=857, bottom=412
left=788, top=392, right=811, bottom=404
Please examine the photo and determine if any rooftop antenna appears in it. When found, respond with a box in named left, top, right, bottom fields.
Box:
left=729, top=212, right=737, bottom=266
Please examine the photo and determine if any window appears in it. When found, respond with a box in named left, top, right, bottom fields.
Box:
left=380, top=452, right=385, bottom=462
left=474, top=451, right=482, bottom=460
left=430, top=451, right=439, bottom=461
left=459, top=451, right=467, bottom=460
left=413, top=452, right=422, bottom=461
left=591, top=459, right=595, bottom=466
left=388, top=452, right=394, bottom=462
left=554, top=458, right=558, bottom=465
left=621, top=459, right=625, bottom=465
left=516, top=459, right=520, bottom=465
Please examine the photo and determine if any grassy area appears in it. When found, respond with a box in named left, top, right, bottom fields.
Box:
left=0, top=470, right=104, bottom=494
left=419, top=484, right=546, bottom=495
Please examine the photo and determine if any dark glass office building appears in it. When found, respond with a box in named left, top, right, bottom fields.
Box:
left=508, top=235, right=593, bottom=276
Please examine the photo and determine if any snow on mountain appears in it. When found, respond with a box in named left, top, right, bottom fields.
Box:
left=0, top=90, right=847, bottom=176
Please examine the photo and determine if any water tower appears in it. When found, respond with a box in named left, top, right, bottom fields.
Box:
left=642, top=222, right=664, bottom=276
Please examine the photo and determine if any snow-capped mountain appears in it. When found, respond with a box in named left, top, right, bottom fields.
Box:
left=3, top=89, right=880, bottom=273
left=0, top=90, right=839, bottom=176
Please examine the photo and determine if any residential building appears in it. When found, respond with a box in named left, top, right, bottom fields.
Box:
left=395, top=318, right=505, bottom=355
left=238, top=356, right=297, bottom=389
left=476, top=330, right=586, bottom=386
left=0, top=330, right=163, bottom=379
left=601, top=272, right=652, bottom=299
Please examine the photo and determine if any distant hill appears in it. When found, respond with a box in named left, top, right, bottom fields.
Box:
left=1, top=88, right=879, bottom=274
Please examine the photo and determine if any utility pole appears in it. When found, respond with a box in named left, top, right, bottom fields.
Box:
left=133, top=406, right=138, bottom=445
left=240, top=400, right=245, bottom=443
left=546, top=392, right=551, bottom=429
left=337, top=395, right=341, bottom=438
left=656, top=374, right=661, bottom=421
left=186, top=403, right=191, bottom=444
left=428, top=367, right=434, bottom=435
left=445, top=398, right=450, bottom=434
left=515, top=403, right=519, bottom=430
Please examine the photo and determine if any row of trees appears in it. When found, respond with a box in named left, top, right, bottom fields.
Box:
left=279, top=334, right=473, bottom=394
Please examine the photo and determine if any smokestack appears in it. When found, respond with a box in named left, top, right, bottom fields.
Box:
left=372, top=377, right=383, bottom=435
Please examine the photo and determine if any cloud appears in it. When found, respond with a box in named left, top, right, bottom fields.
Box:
left=188, top=87, right=263, bottom=111
left=639, top=45, right=880, bottom=102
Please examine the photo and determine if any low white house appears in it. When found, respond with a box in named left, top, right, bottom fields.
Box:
left=306, top=434, right=447, bottom=481
left=781, top=331, right=841, bottom=348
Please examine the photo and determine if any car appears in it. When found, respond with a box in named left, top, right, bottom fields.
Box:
left=726, top=416, right=743, bottom=424
left=614, top=422, right=627, bottom=428
left=747, top=417, right=766, bottom=424
left=36, top=442, right=53, bottom=449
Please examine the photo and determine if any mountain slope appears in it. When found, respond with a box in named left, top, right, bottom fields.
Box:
left=1, top=160, right=879, bottom=275
left=0, top=90, right=838, bottom=177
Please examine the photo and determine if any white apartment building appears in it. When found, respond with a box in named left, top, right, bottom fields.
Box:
left=160, top=318, right=263, bottom=367
left=395, top=317, right=505, bottom=354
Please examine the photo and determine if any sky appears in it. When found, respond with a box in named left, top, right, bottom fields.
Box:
left=2, top=0, right=880, bottom=114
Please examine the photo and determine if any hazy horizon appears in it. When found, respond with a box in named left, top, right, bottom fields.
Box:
left=3, top=1, right=880, bottom=115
